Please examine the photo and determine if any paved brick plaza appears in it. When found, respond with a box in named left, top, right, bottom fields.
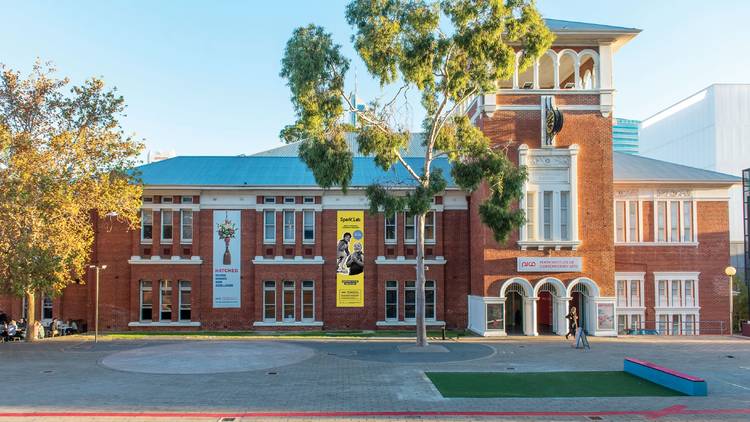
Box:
left=1, top=336, right=750, bottom=421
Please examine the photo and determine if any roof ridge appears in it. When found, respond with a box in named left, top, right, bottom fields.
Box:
left=613, top=151, right=741, bottom=180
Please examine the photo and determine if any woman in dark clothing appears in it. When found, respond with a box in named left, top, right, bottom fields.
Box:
left=565, top=306, right=578, bottom=339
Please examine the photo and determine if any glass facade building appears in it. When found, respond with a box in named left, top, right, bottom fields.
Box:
left=613, top=118, right=640, bottom=154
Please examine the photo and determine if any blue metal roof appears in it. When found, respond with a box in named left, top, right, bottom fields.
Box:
left=135, top=155, right=455, bottom=188
left=543, top=19, right=640, bottom=33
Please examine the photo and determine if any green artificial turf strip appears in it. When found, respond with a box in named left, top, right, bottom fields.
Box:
left=426, top=371, right=684, bottom=398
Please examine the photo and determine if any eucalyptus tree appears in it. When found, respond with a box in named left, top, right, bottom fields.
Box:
left=280, top=0, right=553, bottom=346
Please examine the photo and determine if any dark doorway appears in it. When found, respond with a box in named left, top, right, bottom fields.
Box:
left=537, top=291, right=554, bottom=334
left=571, top=291, right=587, bottom=334
left=505, top=291, right=524, bottom=335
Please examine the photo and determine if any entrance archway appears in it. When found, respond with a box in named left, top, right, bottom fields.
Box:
left=499, top=278, right=534, bottom=336
left=566, top=278, right=601, bottom=335
left=534, top=277, right=567, bottom=336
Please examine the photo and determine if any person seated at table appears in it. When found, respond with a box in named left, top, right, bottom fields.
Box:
left=48, top=318, right=59, bottom=338
left=17, top=318, right=26, bottom=331
left=69, top=320, right=78, bottom=334
left=4, top=320, right=17, bottom=341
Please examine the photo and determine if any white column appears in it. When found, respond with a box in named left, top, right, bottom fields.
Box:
left=532, top=60, right=540, bottom=90
left=519, top=145, right=529, bottom=242
left=598, top=43, right=613, bottom=90
left=554, top=297, right=569, bottom=336
left=525, top=297, right=538, bottom=336
left=569, top=145, right=580, bottom=243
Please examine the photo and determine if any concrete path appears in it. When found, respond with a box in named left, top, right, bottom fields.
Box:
left=1, top=336, right=750, bottom=420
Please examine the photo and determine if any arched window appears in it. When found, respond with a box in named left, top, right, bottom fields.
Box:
left=538, top=52, right=556, bottom=89
left=517, top=53, right=534, bottom=89
left=558, top=51, right=577, bottom=89
left=498, top=54, right=515, bottom=89
left=577, top=51, right=598, bottom=89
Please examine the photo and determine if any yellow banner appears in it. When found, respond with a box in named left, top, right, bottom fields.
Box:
left=336, top=210, right=364, bottom=307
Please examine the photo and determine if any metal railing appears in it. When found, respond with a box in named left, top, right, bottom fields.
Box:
left=617, top=320, right=726, bottom=336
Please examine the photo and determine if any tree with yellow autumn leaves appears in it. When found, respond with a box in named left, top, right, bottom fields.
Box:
left=0, top=62, right=143, bottom=341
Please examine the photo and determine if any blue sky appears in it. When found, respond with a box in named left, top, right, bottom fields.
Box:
left=2, top=0, right=749, bottom=158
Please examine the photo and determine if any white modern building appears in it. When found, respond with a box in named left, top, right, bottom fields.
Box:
left=640, top=84, right=750, bottom=272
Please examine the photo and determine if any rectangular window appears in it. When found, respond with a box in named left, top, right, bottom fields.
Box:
left=283, top=210, right=295, bottom=243
left=404, top=281, right=416, bottom=320
left=302, top=281, right=314, bottom=321
left=671, top=314, right=681, bottom=335
left=141, top=210, right=153, bottom=241
left=630, top=314, right=642, bottom=331
left=628, top=201, right=639, bottom=241
left=303, top=196, right=315, bottom=204
left=140, top=281, right=152, bottom=321
left=264, top=211, right=276, bottom=243
left=670, top=201, right=680, bottom=241
left=487, top=302, right=504, bottom=330
left=404, top=213, right=416, bottom=242
left=161, top=210, right=173, bottom=242
left=161, top=196, right=173, bottom=204
left=684, top=280, right=695, bottom=307
left=181, top=210, right=193, bottom=243
left=264, top=281, right=276, bottom=321
left=657, top=201, right=667, bottom=242
left=303, top=210, right=315, bottom=242
left=616, top=280, right=627, bottom=307
left=560, top=191, right=569, bottom=241
left=179, top=280, right=191, bottom=321
left=629, top=280, right=640, bottom=307
left=160, top=280, right=172, bottom=321
left=684, top=314, right=695, bottom=335
left=683, top=202, right=693, bottom=242
left=264, top=196, right=276, bottom=204
left=385, top=213, right=397, bottom=243
left=615, top=201, right=625, bottom=243
left=42, top=295, right=53, bottom=320
left=658, top=314, right=669, bottom=334
left=526, top=192, right=536, bottom=240
left=181, top=196, right=193, bottom=204
left=425, top=280, right=436, bottom=320
left=283, top=281, right=295, bottom=321
left=143, top=196, right=154, bottom=204
left=658, top=280, right=668, bottom=307
left=284, top=196, right=295, bottom=204
left=617, top=314, right=627, bottom=335
left=543, top=191, right=553, bottom=240
left=385, top=281, right=398, bottom=321
left=424, top=212, right=435, bottom=242
left=671, top=280, right=682, bottom=307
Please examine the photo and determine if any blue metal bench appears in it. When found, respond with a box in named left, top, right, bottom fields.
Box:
left=624, top=357, right=707, bottom=396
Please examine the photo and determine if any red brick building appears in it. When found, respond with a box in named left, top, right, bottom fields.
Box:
left=0, top=19, right=740, bottom=336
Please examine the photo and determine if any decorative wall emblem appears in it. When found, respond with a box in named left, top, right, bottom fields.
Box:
left=542, top=96, right=564, bottom=147
left=656, top=189, right=691, bottom=198
left=527, top=155, right=571, bottom=167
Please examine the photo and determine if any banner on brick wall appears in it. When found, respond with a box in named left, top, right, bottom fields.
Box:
left=213, top=210, right=241, bottom=308
left=336, top=210, right=364, bottom=307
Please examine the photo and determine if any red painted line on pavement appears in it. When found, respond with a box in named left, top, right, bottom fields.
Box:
left=1, top=406, right=750, bottom=419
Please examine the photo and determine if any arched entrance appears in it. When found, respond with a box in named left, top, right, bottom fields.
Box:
left=499, top=278, right=534, bottom=336
left=566, top=278, right=601, bottom=335
left=534, top=278, right=567, bottom=336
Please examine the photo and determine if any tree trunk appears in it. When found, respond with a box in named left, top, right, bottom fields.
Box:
left=25, top=290, right=36, bottom=342
left=415, top=212, right=428, bottom=347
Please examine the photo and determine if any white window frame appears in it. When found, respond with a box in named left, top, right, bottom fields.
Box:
left=284, top=196, right=296, bottom=204
left=161, top=210, right=173, bottom=243
left=301, top=280, right=315, bottom=321
left=526, top=191, right=537, bottom=241
left=159, top=280, right=172, bottom=321
left=425, top=280, right=436, bottom=320
left=282, top=280, right=296, bottom=322
left=160, top=196, right=173, bottom=204
left=404, top=281, right=416, bottom=321
left=653, top=272, right=700, bottom=335
left=264, top=210, right=276, bottom=244
left=303, top=210, right=315, bottom=244
left=180, top=210, right=193, bottom=244
left=385, top=280, right=398, bottom=321
left=178, top=280, right=191, bottom=321
left=424, top=211, right=436, bottom=244
left=141, top=209, right=153, bottom=243
left=41, top=295, right=53, bottom=321
left=652, top=200, right=696, bottom=244
left=264, top=196, right=276, bottom=204
left=140, top=280, right=153, bottom=321
left=404, top=213, right=416, bottom=244
left=283, top=210, right=295, bottom=244
left=303, top=196, right=315, bottom=204
left=263, top=281, right=276, bottom=321
left=384, top=213, right=397, bottom=244
left=181, top=196, right=193, bottom=204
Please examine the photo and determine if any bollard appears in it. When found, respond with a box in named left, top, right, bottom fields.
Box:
left=441, top=327, right=446, bottom=340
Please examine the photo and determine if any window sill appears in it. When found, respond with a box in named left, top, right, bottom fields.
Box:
left=654, top=306, right=700, bottom=312
left=376, top=320, right=445, bottom=327
left=140, top=240, right=153, bottom=245
left=302, top=241, right=315, bottom=245
left=375, top=256, right=447, bottom=265
left=128, top=321, right=201, bottom=327
left=615, top=242, right=699, bottom=247
left=252, top=256, right=324, bottom=265
left=404, top=241, right=437, bottom=245
left=180, top=241, right=193, bottom=245
left=518, top=240, right=581, bottom=251
left=617, top=307, right=646, bottom=312
left=128, top=256, right=203, bottom=265
left=253, top=321, right=323, bottom=327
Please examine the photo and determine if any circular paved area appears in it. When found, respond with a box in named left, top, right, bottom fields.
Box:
left=100, top=341, right=315, bottom=374
left=311, top=341, right=495, bottom=363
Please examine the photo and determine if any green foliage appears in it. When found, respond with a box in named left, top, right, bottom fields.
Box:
left=280, top=0, right=552, bottom=244
left=733, top=275, right=748, bottom=332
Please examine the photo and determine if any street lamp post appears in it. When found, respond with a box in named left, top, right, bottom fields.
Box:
left=88, top=264, right=107, bottom=343
left=726, top=266, right=737, bottom=335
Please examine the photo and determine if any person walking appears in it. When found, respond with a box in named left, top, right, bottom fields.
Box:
left=565, top=306, right=579, bottom=339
